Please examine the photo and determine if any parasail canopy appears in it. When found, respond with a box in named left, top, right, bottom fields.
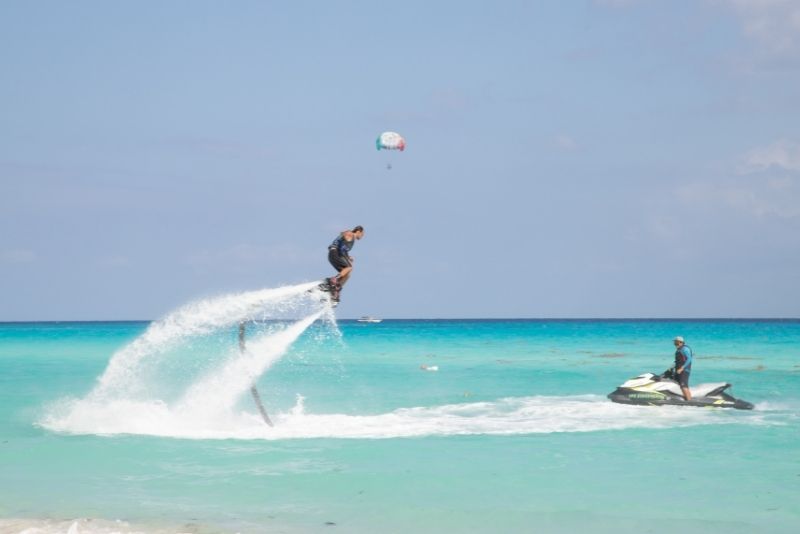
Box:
left=376, top=131, right=406, bottom=151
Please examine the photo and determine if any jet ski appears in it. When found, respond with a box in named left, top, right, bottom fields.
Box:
left=608, top=369, right=754, bottom=410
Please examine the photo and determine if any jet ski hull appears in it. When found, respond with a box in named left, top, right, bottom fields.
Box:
left=608, top=388, right=754, bottom=410
left=607, top=372, right=754, bottom=410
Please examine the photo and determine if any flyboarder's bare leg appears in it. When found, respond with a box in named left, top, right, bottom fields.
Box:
left=335, top=266, right=352, bottom=287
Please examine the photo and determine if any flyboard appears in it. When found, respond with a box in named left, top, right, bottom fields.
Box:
left=313, top=277, right=340, bottom=307
left=239, top=322, right=274, bottom=427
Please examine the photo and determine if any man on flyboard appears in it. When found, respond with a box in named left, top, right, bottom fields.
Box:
left=320, top=225, right=364, bottom=305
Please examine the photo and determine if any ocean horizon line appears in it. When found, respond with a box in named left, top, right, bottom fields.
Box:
left=1, top=317, right=799, bottom=325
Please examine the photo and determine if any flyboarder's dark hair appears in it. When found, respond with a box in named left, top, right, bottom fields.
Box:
left=353, top=225, right=364, bottom=232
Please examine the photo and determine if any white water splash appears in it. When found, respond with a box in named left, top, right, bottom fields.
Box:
left=179, top=311, right=323, bottom=415
left=92, top=281, right=322, bottom=399
left=41, top=282, right=335, bottom=436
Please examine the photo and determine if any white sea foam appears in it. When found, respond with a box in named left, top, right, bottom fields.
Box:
left=0, top=517, right=208, bottom=534
left=41, top=392, right=770, bottom=440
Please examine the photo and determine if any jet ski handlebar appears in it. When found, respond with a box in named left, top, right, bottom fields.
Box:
left=654, top=368, right=676, bottom=381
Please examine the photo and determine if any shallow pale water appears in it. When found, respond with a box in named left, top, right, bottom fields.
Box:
left=1, top=318, right=799, bottom=533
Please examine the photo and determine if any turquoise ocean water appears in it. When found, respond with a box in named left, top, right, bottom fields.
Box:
left=1, top=294, right=799, bottom=533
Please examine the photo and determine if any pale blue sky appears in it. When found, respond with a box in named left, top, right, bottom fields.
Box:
left=1, top=0, right=799, bottom=320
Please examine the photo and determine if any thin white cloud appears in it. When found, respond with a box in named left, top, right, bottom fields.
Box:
left=723, top=182, right=800, bottom=218
left=679, top=141, right=800, bottom=219
left=720, top=0, right=800, bottom=55
left=741, top=139, right=800, bottom=173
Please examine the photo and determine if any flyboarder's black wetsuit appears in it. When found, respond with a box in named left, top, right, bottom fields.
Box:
left=328, top=234, right=354, bottom=273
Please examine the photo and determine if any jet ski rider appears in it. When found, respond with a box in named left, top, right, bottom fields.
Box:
left=673, top=336, right=693, bottom=401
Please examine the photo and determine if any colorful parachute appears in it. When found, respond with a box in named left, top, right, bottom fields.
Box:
left=376, top=131, right=406, bottom=151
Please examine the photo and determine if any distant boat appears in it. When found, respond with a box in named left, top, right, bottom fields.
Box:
left=357, top=316, right=382, bottom=323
